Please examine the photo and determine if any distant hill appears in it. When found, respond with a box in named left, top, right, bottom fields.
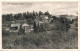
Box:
left=56, top=14, right=78, bottom=20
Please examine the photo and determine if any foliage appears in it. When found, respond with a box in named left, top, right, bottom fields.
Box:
left=18, top=24, right=25, bottom=35
left=33, top=22, right=49, bottom=33
left=51, top=17, right=71, bottom=32
left=2, top=29, right=11, bottom=37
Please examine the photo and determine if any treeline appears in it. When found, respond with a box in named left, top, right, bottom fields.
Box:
left=2, top=11, right=50, bottom=23
left=33, top=16, right=72, bottom=33
left=2, top=11, right=78, bottom=33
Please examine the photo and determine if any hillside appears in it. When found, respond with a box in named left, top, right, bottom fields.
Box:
left=2, top=11, right=78, bottom=49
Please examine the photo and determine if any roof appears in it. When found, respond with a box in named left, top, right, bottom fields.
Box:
left=11, top=23, right=20, bottom=27
left=44, top=17, right=48, bottom=19
left=40, top=15, right=49, bottom=19
left=30, top=29, right=34, bottom=30
left=39, top=21, right=43, bottom=23
left=22, top=23, right=30, bottom=26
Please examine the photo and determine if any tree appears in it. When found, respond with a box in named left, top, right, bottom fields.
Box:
left=57, top=17, right=71, bottom=31
left=33, top=10, right=36, bottom=16
left=19, top=15, right=25, bottom=20
left=44, top=11, right=50, bottom=16
left=33, top=22, right=47, bottom=33
left=14, top=13, right=22, bottom=20
left=33, top=22, right=38, bottom=33
left=39, top=11, right=43, bottom=16
left=27, top=18, right=34, bottom=25
left=18, top=24, right=25, bottom=35
left=2, top=14, right=14, bottom=22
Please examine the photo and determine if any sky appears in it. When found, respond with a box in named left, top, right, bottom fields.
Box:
left=2, top=2, right=78, bottom=15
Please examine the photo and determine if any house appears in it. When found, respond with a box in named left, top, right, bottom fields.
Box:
left=22, top=23, right=34, bottom=33
left=48, top=17, right=53, bottom=22
left=40, top=15, right=48, bottom=19
left=9, top=19, right=34, bottom=33
left=40, top=15, right=49, bottom=23
left=9, top=22, right=34, bottom=33
left=10, top=23, right=21, bottom=32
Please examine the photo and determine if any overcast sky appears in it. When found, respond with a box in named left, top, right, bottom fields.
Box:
left=2, top=2, right=78, bottom=15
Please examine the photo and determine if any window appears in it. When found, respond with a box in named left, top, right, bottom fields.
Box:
left=10, top=27, right=18, bottom=30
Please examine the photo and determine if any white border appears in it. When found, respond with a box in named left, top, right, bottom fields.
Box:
left=0, top=0, right=79, bottom=51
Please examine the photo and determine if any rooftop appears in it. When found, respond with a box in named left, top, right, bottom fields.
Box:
left=22, top=23, right=30, bottom=26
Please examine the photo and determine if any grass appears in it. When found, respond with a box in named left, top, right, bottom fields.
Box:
left=2, top=29, right=78, bottom=49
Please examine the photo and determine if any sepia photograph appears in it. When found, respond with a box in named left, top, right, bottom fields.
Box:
left=2, top=1, right=78, bottom=49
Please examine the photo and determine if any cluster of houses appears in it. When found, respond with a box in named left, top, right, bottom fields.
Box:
left=3, top=19, right=34, bottom=33
left=3, top=15, right=53, bottom=33
left=3, top=14, right=77, bottom=33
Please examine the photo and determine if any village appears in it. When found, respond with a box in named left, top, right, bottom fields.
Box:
left=2, top=13, right=77, bottom=34
left=2, top=14, right=54, bottom=33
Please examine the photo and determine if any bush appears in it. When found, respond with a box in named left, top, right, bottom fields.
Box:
left=32, top=33, right=50, bottom=46
left=2, top=29, right=11, bottom=37
left=33, top=22, right=47, bottom=33
left=51, top=31, right=63, bottom=43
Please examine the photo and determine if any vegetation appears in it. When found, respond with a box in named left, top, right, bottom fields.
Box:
left=2, top=11, right=78, bottom=49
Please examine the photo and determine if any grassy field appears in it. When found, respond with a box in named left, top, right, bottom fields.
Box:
left=2, top=28, right=78, bottom=49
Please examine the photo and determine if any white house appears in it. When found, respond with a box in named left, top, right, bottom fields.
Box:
left=40, top=15, right=49, bottom=23
left=22, top=23, right=34, bottom=33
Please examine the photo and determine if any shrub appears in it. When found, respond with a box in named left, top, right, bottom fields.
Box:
left=2, top=29, right=11, bottom=37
